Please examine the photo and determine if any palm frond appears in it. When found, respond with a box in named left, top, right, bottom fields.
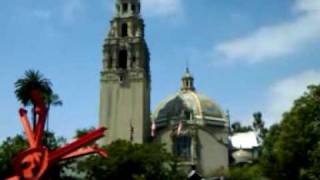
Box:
left=14, top=69, right=53, bottom=106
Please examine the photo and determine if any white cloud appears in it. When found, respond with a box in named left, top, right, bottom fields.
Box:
left=265, top=69, right=320, bottom=125
left=295, top=0, right=320, bottom=12
left=215, top=0, right=320, bottom=64
left=141, top=0, right=183, bottom=17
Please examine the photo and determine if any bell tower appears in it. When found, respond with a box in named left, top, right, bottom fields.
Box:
left=99, top=0, right=150, bottom=144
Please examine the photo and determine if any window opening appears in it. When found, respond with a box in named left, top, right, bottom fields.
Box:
left=119, top=50, right=128, bottom=69
left=185, top=111, right=192, bottom=120
left=175, top=136, right=191, bottom=159
left=131, top=56, right=136, bottom=68
left=123, top=3, right=128, bottom=13
left=121, top=23, right=128, bottom=37
left=108, top=58, right=113, bottom=69
left=132, top=4, right=136, bottom=12
left=120, top=75, right=124, bottom=82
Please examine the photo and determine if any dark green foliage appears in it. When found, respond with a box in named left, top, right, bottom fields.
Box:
left=227, top=164, right=266, bottom=180
left=231, top=112, right=267, bottom=137
left=229, top=86, right=320, bottom=180
left=259, top=124, right=282, bottom=179
left=74, top=127, right=96, bottom=138
left=77, top=140, right=185, bottom=180
left=260, top=85, right=320, bottom=180
left=253, top=112, right=268, bottom=143
left=15, top=70, right=52, bottom=106
left=300, top=142, right=320, bottom=179
left=231, top=121, right=253, bottom=133
left=14, top=69, right=62, bottom=130
left=0, top=135, right=28, bottom=179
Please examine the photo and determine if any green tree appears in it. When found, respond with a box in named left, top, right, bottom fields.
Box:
left=0, top=135, right=27, bottom=179
left=260, top=85, right=320, bottom=180
left=300, top=141, right=320, bottom=179
left=76, top=140, right=185, bottom=180
left=259, top=124, right=281, bottom=179
left=227, top=164, right=266, bottom=180
left=15, top=70, right=53, bottom=128
left=231, top=121, right=253, bottom=134
left=252, top=112, right=268, bottom=144
left=74, top=127, right=95, bottom=138
left=14, top=70, right=62, bottom=131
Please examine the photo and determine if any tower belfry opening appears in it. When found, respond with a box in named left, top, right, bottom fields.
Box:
left=116, top=0, right=141, bottom=17
left=121, top=23, right=128, bottom=37
left=131, top=4, right=136, bottom=12
left=123, top=3, right=128, bottom=13
left=119, top=50, right=128, bottom=69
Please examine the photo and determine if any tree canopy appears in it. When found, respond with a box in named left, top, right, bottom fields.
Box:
left=14, top=69, right=62, bottom=131
left=15, top=70, right=53, bottom=106
left=253, top=112, right=268, bottom=144
left=231, top=121, right=253, bottom=133
left=260, top=85, right=320, bottom=180
left=227, top=85, right=320, bottom=180
left=76, top=140, right=185, bottom=180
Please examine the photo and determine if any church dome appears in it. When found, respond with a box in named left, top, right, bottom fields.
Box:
left=232, top=149, right=254, bottom=164
left=153, top=68, right=227, bottom=127
left=154, top=91, right=225, bottom=120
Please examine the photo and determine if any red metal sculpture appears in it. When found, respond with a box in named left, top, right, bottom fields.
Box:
left=6, top=90, right=108, bottom=180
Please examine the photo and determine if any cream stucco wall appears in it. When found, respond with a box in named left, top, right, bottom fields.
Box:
left=155, top=125, right=228, bottom=176
left=99, top=77, right=150, bottom=144
left=197, top=129, right=228, bottom=176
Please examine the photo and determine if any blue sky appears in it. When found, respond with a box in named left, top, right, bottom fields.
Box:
left=1, top=0, right=320, bottom=141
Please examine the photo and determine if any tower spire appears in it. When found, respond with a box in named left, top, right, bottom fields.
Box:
left=186, top=60, right=189, bottom=73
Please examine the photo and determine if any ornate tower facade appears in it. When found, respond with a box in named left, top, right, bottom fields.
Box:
left=99, top=0, right=150, bottom=144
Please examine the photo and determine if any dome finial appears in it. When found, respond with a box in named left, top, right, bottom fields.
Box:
left=186, top=60, right=190, bottom=74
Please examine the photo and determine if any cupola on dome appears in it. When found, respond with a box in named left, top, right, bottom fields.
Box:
left=153, top=68, right=227, bottom=128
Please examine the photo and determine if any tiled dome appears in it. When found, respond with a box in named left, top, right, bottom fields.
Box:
left=153, top=91, right=225, bottom=121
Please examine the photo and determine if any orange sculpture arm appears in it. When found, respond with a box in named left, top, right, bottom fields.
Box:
left=18, top=109, right=36, bottom=148
left=49, top=127, right=107, bottom=163
left=6, top=90, right=108, bottom=180
left=31, top=90, right=47, bottom=147
left=61, top=145, right=108, bottom=160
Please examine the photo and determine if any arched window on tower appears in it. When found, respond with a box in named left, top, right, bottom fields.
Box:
left=131, top=56, right=136, bottom=68
left=131, top=4, right=136, bottom=13
left=108, top=57, right=113, bottom=69
left=123, top=3, right=128, bottom=13
left=175, top=136, right=191, bottom=160
left=121, top=23, right=128, bottom=37
left=118, top=50, right=127, bottom=69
